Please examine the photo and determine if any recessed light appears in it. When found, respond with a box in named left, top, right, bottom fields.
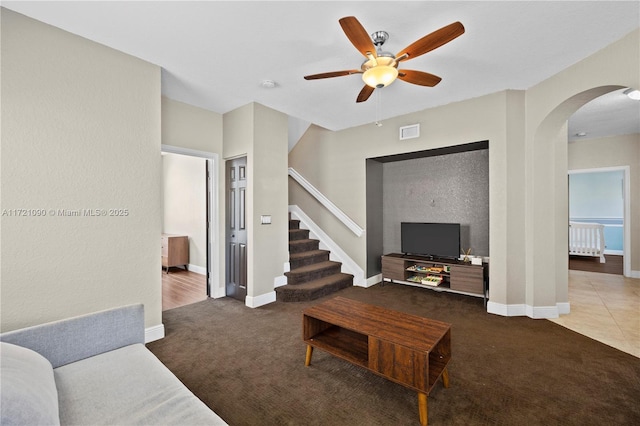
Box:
left=575, top=132, right=587, bottom=137
left=260, top=80, right=277, bottom=88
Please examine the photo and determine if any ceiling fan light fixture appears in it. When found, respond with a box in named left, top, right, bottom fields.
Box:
left=362, top=56, right=398, bottom=88
left=304, top=17, right=465, bottom=102
left=363, top=65, right=399, bottom=88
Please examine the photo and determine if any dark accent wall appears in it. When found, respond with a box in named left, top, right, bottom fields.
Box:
left=366, top=159, right=384, bottom=277
left=366, top=142, right=489, bottom=278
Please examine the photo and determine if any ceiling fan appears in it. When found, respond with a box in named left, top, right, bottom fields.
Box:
left=304, top=16, right=465, bottom=103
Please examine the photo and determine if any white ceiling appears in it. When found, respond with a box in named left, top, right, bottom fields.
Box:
left=3, top=1, right=639, bottom=136
left=568, top=88, right=640, bottom=142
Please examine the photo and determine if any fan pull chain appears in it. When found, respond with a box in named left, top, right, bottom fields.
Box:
left=375, top=90, right=383, bottom=127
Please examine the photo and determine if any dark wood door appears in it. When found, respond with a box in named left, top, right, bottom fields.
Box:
left=225, top=157, right=247, bottom=301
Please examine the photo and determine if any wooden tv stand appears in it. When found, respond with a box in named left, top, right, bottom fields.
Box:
left=303, top=297, right=451, bottom=426
left=381, top=253, right=488, bottom=303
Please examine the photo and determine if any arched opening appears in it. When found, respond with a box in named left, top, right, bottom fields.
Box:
left=529, top=85, right=638, bottom=355
left=528, top=86, right=626, bottom=315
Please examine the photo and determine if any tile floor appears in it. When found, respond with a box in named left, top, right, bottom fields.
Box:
left=549, top=270, right=640, bottom=358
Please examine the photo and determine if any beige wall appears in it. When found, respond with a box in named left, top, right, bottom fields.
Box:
left=289, top=91, right=514, bottom=302
left=162, top=97, right=223, bottom=153
left=524, top=28, right=639, bottom=312
left=569, top=134, right=640, bottom=272
left=290, top=28, right=640, bottom=318
left=160, top=97, right=225, bottom=296
left=162, top=153, right=207, bottom=270
left=2, top=7, right=636, bottom=328
left=1, top=9, right=162, bottom=331
left=223, top=103, right=289, bottom=306
left=251, top=103, right=289, bottom=302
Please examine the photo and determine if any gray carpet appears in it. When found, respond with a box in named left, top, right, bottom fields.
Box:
left=147, top=283, right=640, bottom=425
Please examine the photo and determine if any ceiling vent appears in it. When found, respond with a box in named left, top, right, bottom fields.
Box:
left=399, top=124, right=420, bottom=140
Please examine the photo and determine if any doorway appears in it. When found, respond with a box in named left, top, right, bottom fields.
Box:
left=161, top=145, right=221, bottom=305
left=225, top=156, right=248, bottom=301
left=568, top=166, right=629, bottom=275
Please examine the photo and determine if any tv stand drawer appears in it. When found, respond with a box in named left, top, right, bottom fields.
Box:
left=450, top=266, right=484, bottom=293
left=381, top=255, right=405, bottom=280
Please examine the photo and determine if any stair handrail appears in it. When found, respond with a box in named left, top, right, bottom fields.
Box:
left=288, top=167, right=364, bottom=237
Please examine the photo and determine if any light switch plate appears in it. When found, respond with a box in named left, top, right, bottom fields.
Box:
left=260, top=215, right=272, bottom=224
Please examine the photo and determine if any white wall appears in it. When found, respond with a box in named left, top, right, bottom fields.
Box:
left=1, top=9, right=162, bottom=331
left=162, top=153, right=207, bottom=271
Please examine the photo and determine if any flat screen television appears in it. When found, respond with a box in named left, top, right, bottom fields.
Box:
left=401, top=222, right=461, bottom=259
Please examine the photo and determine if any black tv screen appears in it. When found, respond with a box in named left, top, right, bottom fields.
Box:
left=401, top=222, right=461, bottom=259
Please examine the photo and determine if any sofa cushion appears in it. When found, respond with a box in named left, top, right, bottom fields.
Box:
left=0, top=342, right=60, bottom=426
left=54, top=343, right=227, bottom=425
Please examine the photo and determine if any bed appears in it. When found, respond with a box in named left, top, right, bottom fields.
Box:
left=569, top=221, right=606, bottom=263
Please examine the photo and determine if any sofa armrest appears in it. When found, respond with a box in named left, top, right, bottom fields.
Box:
left=0, top=304, right=144, bottom=368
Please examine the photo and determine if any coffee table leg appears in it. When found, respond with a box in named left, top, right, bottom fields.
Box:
left=305, top=345, right=313, bottom=366
left=442, top=367, right=450, bottom=388
left=418, top=392, right=428, bottom=426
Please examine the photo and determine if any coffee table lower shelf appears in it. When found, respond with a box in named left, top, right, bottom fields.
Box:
left=303, top=297, right=451, bottom=426
left=306, top=325, right=369, bottom=367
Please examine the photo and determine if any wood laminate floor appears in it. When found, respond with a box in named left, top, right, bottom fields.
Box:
left=162, top=268, right=208, bottom=311
left=569, top=254, right=623, bottom=275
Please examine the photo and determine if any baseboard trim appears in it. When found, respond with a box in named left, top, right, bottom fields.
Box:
left=188, top=264, right=206, bottom=275
left=557, top=302, right=571, bottom=315
left=274, top=274, right=287, bottom=288
left=364, top=274, right=382, bottom=288
left=487, top=301, right=569, bottom=319
left=526, top=305, right=560, bottom=319
left=246, top=291, right=276, bottom=308
left=145, top=324, right=165, bottom=343
left=487, top=302, right=526, bottom=317
left=629, top=270, right=640, bottom=279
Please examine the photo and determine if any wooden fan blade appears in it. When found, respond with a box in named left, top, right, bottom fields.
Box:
left=398, top=70, right=442, bottom=87
left=396, top=21, right=465, bottom=62
left=339, top=16, right=377, bottom=58
left=356, top=85, right=375, bottom=103
left=304, top=70, right=361, bottom=80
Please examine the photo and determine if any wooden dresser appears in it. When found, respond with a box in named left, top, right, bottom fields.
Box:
left=161, top=234, right=189, bottom=273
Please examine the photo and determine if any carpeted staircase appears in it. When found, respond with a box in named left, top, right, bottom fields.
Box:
left=275, top=218, right=353, bottom=302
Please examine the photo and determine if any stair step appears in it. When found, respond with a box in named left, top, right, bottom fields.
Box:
left=284, top=218, right=351, bottom=302
left=289, top=228, right=309, bottom=241
left=289, top=219, right=301, bottom=230
left=289, top=238, right=319, bottom=254
left=285, top=261, right=342, bottom=285
left=276, top=273, right=354, bottom=302
left=289, top=249, right=330, bottom=269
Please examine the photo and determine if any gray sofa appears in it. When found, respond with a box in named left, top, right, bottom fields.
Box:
left=0, top=304, right=227, bottom=425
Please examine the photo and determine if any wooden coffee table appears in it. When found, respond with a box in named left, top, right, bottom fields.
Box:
left=303, top=296, right=451, bottom=426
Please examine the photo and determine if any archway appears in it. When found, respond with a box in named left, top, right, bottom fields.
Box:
left=528, top=85, right=628, bottom=316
